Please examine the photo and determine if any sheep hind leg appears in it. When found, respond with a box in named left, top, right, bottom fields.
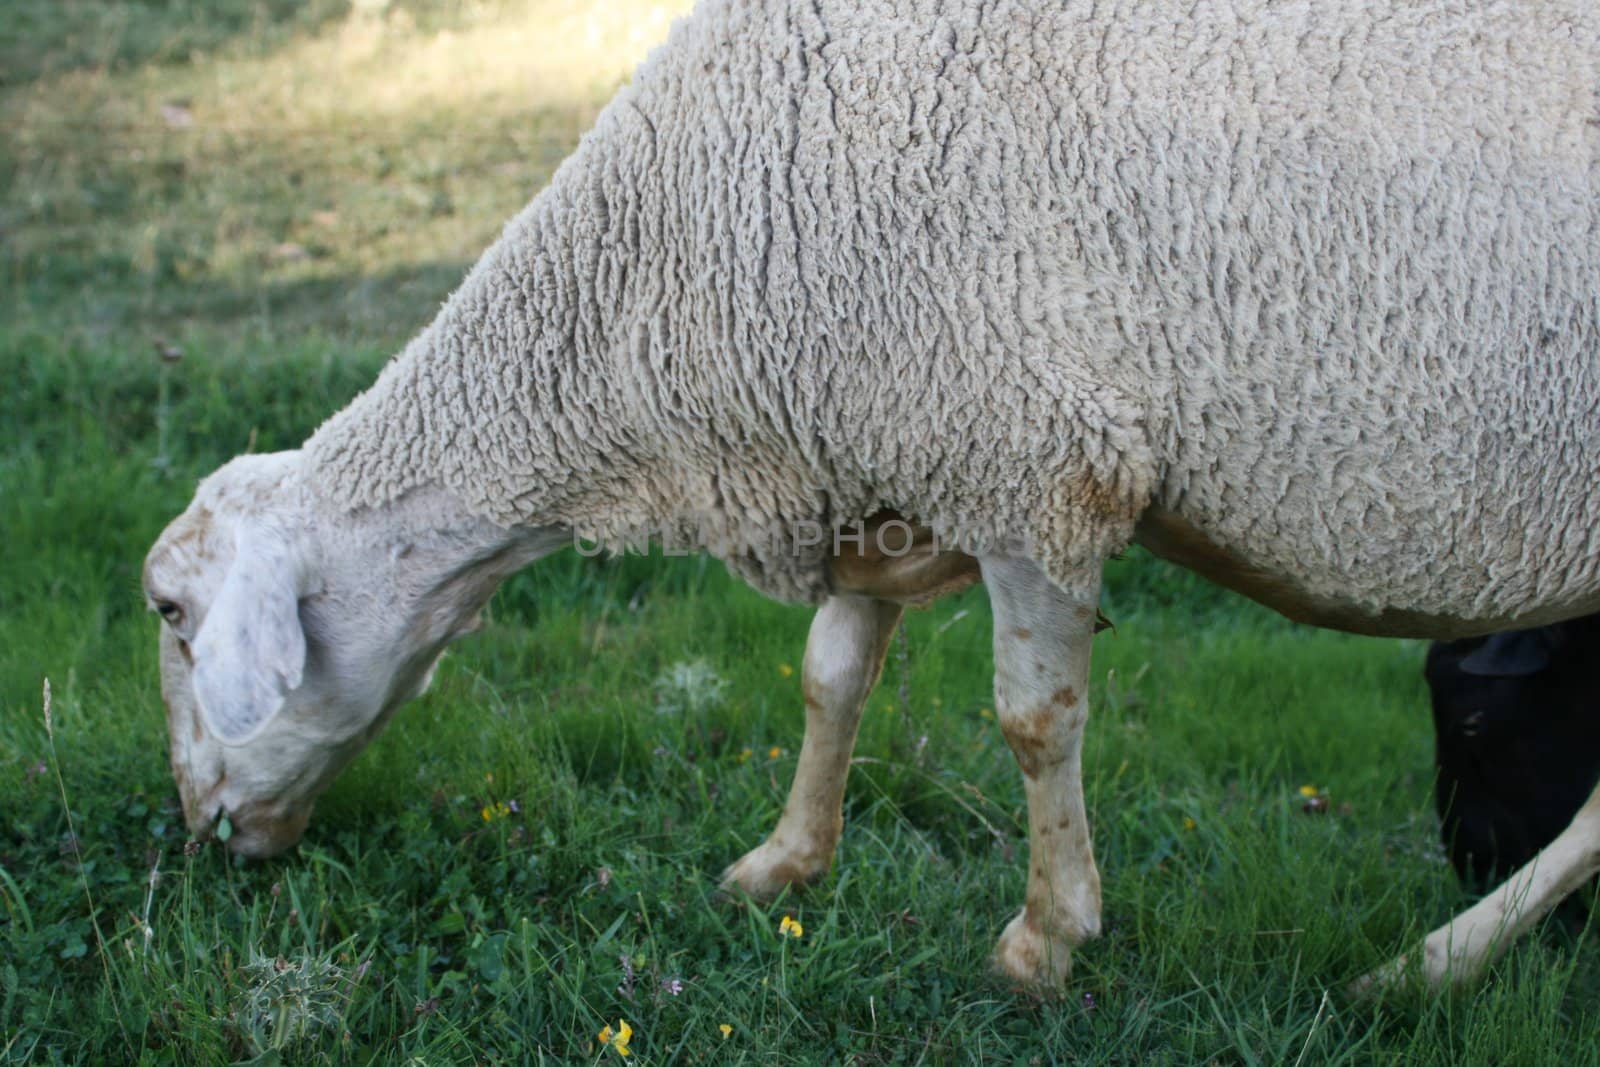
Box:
left=720, top=595, right=902, bottom=899
left=1358, top=777, right=1600, bottom=993
left=982, top=556, right=1103, bottom=989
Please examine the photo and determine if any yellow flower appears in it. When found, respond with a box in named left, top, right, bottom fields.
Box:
left=1298, top=784, right=1319, bottom=797
left=778, top=663, right=794, bottom=678
left=768, top=746, right=782, bottom=760
left=719, top=1023, right=732, bottom=1039
left=481, top=801, right=511, bottom=821
left=778, top=914, right=803, bottom=939
left=1182, top=816, right=1196, bottom=831
left=978, top=707, right=995, bottom=720
left=598, top=1019, right=633, bottom=1057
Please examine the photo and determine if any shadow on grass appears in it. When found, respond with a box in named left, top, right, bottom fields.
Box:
left=0, top=0, right=351, bottom=89
left=0, top=0, right=523, bottom=89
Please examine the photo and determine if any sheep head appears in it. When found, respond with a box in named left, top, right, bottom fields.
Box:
left=144, top=451, right=558, bottom=857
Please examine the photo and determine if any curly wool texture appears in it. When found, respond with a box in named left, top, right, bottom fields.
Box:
left=308, top=0, right=1600, bottom=620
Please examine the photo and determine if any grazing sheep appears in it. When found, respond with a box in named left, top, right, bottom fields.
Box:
left=143, top=0, right=1600, bottom=991
left=1428, top=615, right=1600, bottom=888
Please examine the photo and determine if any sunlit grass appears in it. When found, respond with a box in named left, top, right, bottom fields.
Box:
left=1, top=0, right=691, bottom=341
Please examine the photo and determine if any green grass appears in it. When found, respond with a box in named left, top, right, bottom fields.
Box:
left=2, top=3, right=1597, bottom=1063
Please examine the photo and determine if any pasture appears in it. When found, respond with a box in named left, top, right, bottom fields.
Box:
left=2, top=1, right=1597, bottom=1061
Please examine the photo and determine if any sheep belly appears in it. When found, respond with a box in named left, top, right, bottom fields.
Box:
left=1136, top=509, right=1600, bottom=640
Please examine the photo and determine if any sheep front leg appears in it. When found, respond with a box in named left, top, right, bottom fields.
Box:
left=982, top=556, right=1103, bottom=988
left=721, top=595, right=902, bottom=898
left=1359, top=777, right=1600, bottom=992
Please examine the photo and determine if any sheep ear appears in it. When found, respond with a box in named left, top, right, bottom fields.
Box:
left=1458, top=630, right=1551, bottom=678
left=192, top=526, right=308, bottom=744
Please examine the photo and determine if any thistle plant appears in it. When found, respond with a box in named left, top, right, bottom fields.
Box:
left=652, top=659, right=727, bottom=716
left=234, top=952, right=351, bottom=1056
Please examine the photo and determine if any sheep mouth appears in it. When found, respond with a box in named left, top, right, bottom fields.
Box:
left=212, top=803, right=317, bottom=859
left=182, top=802, right=226, bottom=845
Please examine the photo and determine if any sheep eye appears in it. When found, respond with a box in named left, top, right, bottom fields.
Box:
left=154, top=600, right=184, bottom=626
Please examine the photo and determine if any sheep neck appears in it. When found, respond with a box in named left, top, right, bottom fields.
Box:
left=298, top=160, right=644, bottom=541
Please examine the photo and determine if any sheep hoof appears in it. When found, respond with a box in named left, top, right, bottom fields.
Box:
left=992, top=911, right=1074, bottom=990
left=1349, top=959, right=1403, bottom=999
left=1350, top=954, right=1440, bottom=998
left=1352, top=942, right=1462, bottom=998
left=719, top=839, right=828, bottom=900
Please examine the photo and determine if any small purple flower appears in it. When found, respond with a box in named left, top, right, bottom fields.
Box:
left=662, top=977, right=684, bottom=996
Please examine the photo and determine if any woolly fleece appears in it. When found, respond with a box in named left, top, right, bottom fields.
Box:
left=306, top=0, right=1600, bottom=622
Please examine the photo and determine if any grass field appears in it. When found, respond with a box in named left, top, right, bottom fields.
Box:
left=3, top=2, right=1598, bottom=1062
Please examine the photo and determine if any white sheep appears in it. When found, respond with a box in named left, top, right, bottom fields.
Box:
left=144, top=0, right=1600, bottom=990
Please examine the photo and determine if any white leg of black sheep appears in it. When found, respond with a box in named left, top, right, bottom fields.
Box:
left=1361, top=777, right=1600, bottom=992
